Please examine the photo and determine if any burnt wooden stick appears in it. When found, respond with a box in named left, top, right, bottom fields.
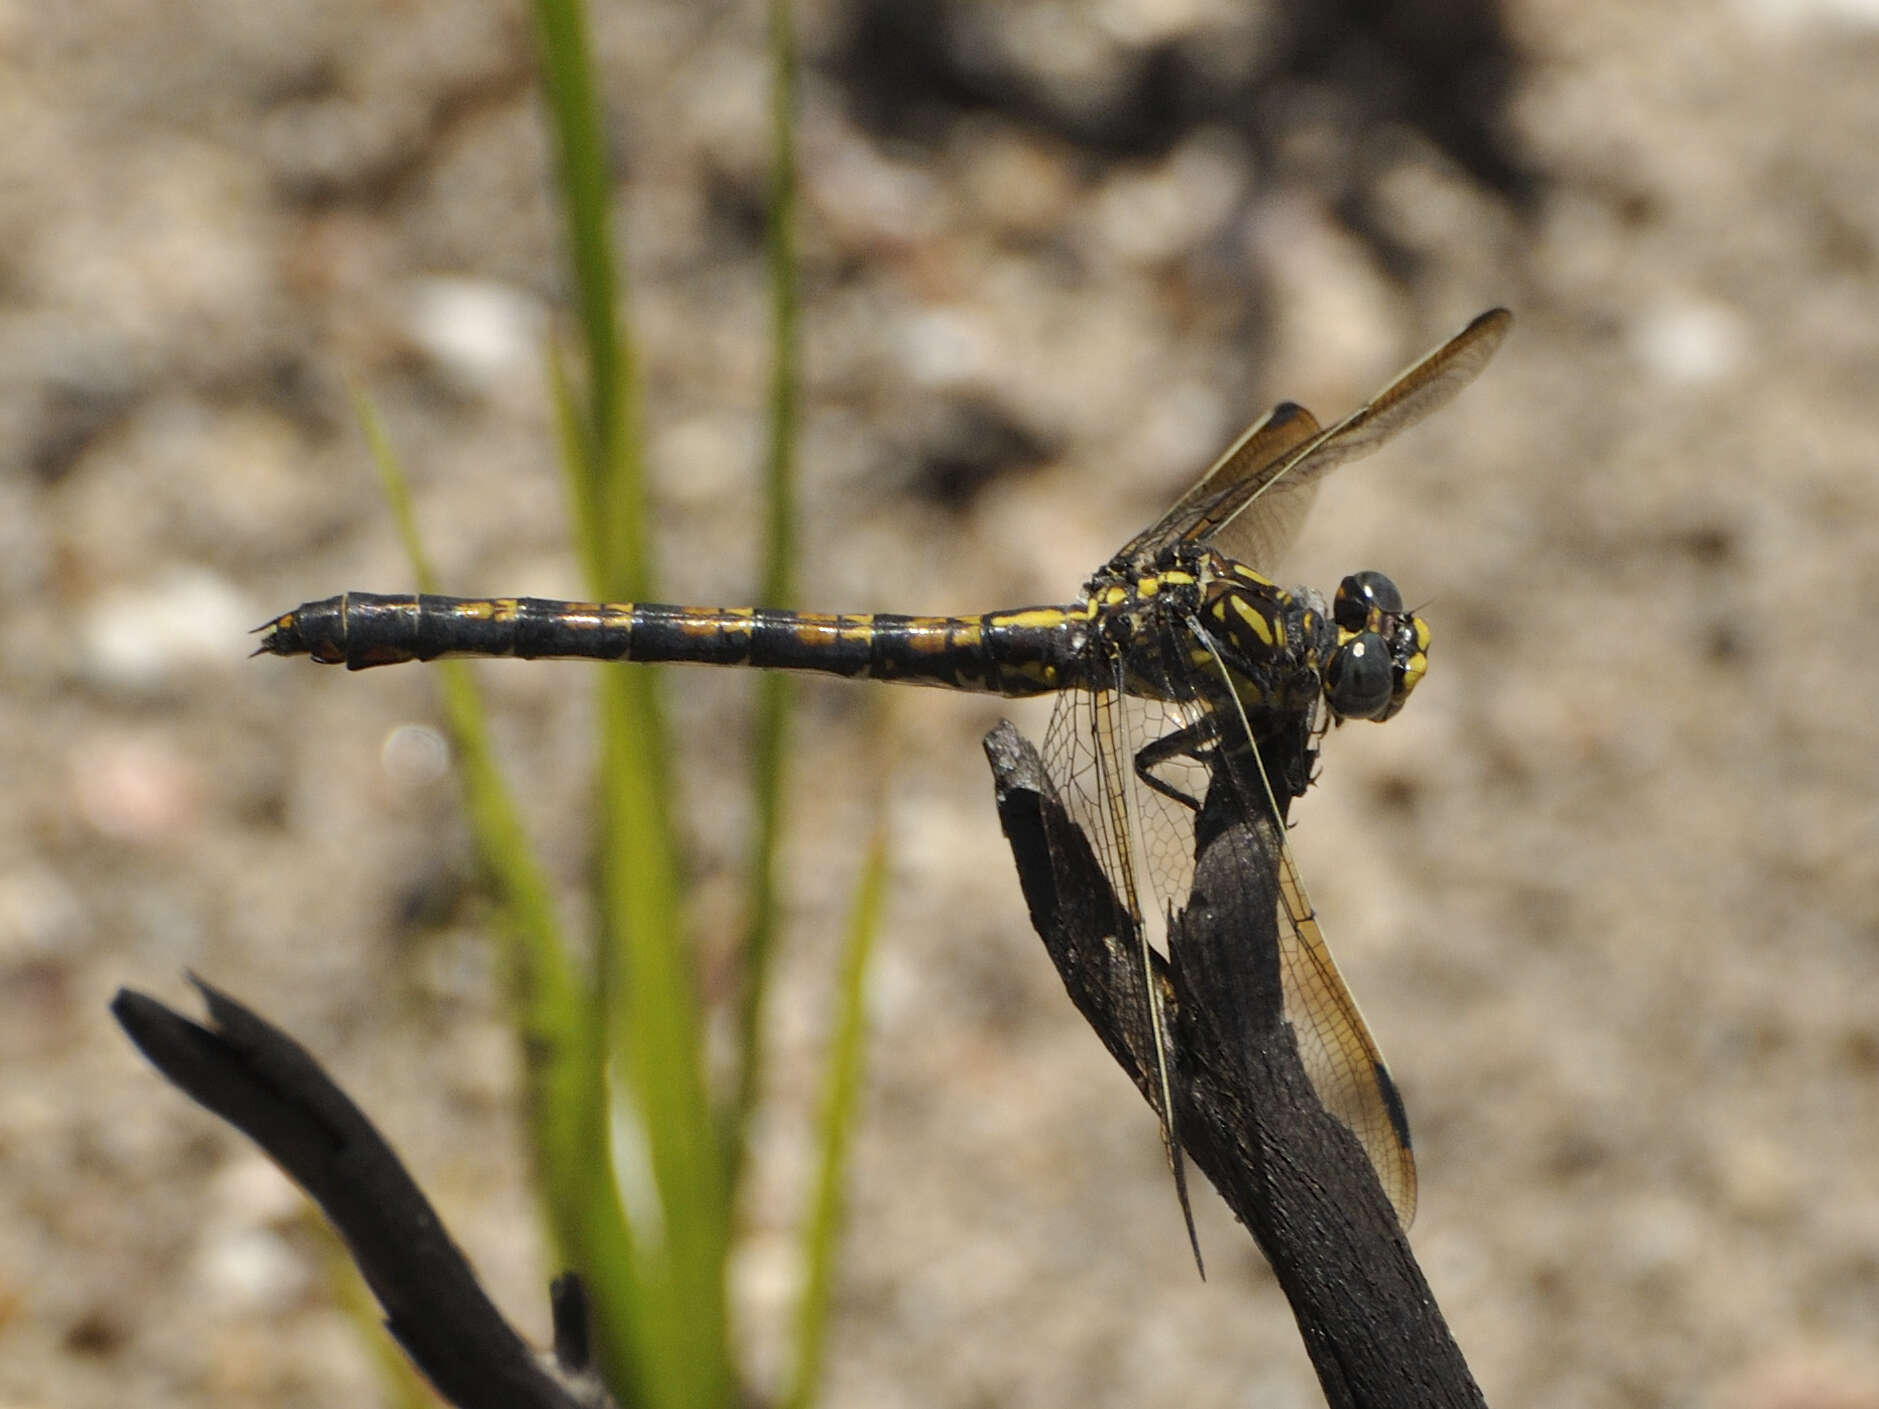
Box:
left=112, top=978, right=615, bottom=1409
left=983, top=720, right=1485, bottom=1409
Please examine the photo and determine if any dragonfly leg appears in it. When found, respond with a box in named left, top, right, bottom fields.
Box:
left=1138, top=703, right=1324, bottom=827
left=1133, top=716, right=1222, bottom=812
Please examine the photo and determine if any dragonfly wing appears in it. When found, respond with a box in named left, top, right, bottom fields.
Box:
left=1182, top=612, right=1420, bottom=1226
left=1041, top=679, right=1204, bottom=1270
left=1117, top=401, right=1327, bottom=565
left=1271, top=841, right=1418, bottom=1225
left=1203, top=478, right=1319, bottom=583
left=1207, top=308, right=1512, bottom=572
left=1113, top=309, right=1512, bottom=576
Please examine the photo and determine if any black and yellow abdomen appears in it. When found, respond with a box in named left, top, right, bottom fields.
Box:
left=256, top=593, right=1091, bottom=699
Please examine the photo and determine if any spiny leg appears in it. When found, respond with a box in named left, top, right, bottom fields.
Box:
left=1133, top=714, right=1221, bottom=813
left=1136, top=703, right=1320, bottom=821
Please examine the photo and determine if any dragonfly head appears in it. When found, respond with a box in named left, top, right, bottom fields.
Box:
left=1324, top=571, right=1429, bottom=723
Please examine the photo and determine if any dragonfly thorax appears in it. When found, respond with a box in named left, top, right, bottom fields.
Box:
left=1188, top=550, right=1332, bottom=716
left=1077, top=546, right=1326, bottom=715
left=1085, top=546, right=1430, bottom=727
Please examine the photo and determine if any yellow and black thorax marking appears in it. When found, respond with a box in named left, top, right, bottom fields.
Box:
left=1075, top=548, right=1327, bottom=716
left=1071, top=546, right=1431, bottom=726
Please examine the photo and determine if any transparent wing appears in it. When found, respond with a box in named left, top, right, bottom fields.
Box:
left=1041, top=675, right=1209, bottom=1268
left=1270, top=835, right=1418, bottom=1224
left=1118, top=400, right=1326, bottom=566
left=1193, top=636, right=1420, bottom=1226
left=1039, top=623, right=1419, bottom=1239
left=1122, top=308, right=1512, bottom=577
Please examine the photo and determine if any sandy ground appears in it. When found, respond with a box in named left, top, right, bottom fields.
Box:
left=5, top=2, right=1879, bottom=1406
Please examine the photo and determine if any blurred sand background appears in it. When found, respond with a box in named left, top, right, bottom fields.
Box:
left=4, top=1, right=1879, bottom=1406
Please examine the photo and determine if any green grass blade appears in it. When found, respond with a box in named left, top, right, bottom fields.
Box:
left=352, top=386, right=646, bottom=1406
left=598, top=666, right=731, bottom=1409
left=531, top=0, right=651, bottom=603
left=529, top=4, right=728, bottom=1408
left=784, top=806, right=890, bottom=1409
left=547, top=339, right=606, bottom=591
left=727, top=0, right=804, bottom=1200
left=529, top=0, right=622, bottom=547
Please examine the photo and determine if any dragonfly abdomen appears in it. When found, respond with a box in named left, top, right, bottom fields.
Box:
left=256, top=592, right=1088, bottom=697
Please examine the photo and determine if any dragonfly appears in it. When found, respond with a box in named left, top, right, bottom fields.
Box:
left=260, top=308, right=1511, bottom=1264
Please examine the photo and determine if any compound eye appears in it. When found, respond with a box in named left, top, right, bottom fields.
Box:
left=1326, top=631, right=1394, bottom=720
left=1333, top=571, right=1405, bottom=632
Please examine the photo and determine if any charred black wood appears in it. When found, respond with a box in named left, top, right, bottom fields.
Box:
left=112, top=979, right=616, bottom=1409
left=984, top=720, right=1484, bottom=1409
